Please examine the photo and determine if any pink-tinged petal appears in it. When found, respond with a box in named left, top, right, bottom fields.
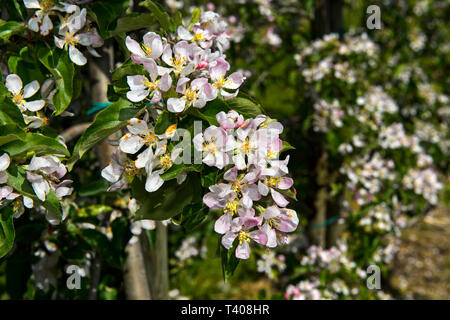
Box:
left=54, top=36, right=65, bottom=49
left=271, top=188, right=289, bottom=207
left=23, top=100, right=45, bottom=112
left=161, top=45, right=173, bottom=66
left=221, top=232, right=237, bottom=250
left=214, top=213, right=232, bottom=234
left=167, top=98, right=186, bottom=113
left=249, top=229, right=268, bottom=246
left=262, top=223, right=277, bottom=248
left=55, top=186, right=73, bottom=198
left=145, top=171, right=164, bottom=192
left=127, top=75, right=147, bottom=91
left=108, top=177, right=128, bottom=192
left=202, top=152, right=216, bottom=167
left=126, top=89, right=149, bottom=102
left=69, top=45, right=87, bottom=66
left=242, top=216, right=260, bottom=229
left=31, top=178, right=49, bottom=202
left=0, top=185, right=13, bottom=199
left=101, top=163, right=122, bottom=183
left=209, top=58, right=229, bottom=82
left=125, top=36, right=145, bottom=57
left=177, top=26, right=193, bottom=40
left=150, top=90, right=162, bottom=104
left=224, top=72, right=245, bottom=90
left=0, top=153, right=10, bottom=171
left=23, top=80, right=40, bottom=98
left=119, top=134, right=145, bottom=154
left=150, top=37, right=163, bottom=59
left=213, top=151, right=228, bottom=169
left=143, top=59, right=158, bottom=81
left=158, top=73, right=172, bottom=92
left=5, top=74, right=22, bottom=95
left=245, top=185, right=262, bottom=201
left=223, top=166, right=238, bottom=182
left=263, top=205, right=281, bottom=219
left=221, top=89, right=239, bottom=99
left=193, top=98, right=206, bottom=108
left=278, top=177, right=294, bottom=190
left=235, top=241, right=250, bottom=259
left=277, top=209, right=299, bottom=233
left=175, top=77, right=190, bottom=93
left=258, top=181, right=269, bottom=196
left=180, top=63, right=196, bottom=77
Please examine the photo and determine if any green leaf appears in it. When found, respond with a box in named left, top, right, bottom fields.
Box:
left=221, top=240, right=240, bottom=282
left=200, top=166, right=219, bottom=188
left=89, top=0, right=130, bottom=38
left=0, top=124, right=27, bottom=146
left=281, top=141, right=295, bottom=153
left=154, top=110, right=175, bottom=134
left=0, top=20, right=25, bottom=42
left=78, top=180, right=110, bottom=197
left=112, top=61, right=146, bottom=81
left=38, top=46, right=74, bottom=115
left=78, top=204, right=113, bottom=217
left=190, top=8, right=201, bottom=27
left=140, top=0, right=176, bottom=32
left=187, top=99, right=228, bottom=126
left=110, top=13, right=156, bottom=37
left=132, top=174, right=201, bottom=220
left=0, top=132, right=70, bottom=157
left=6, top=164, right=63, bottom=220
left=0, top=206, right=15, bottom=259
left=0, top=98, right=26, bottom=127
left=224, top=96, right=264, bottom=119
left=173, top=202, right=209, bottom=231
left=160, top=163, right=201, bottom=181
left=68, top=99, right=143, bottom=170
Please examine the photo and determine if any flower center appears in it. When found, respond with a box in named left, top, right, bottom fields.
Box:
left=159, top=153, right=173, bottom=170
left=268, top=216, right=281, bottom=229
left=266, top=177, right=281, bottom=188
left=232, top=179, right=247, bottom=194
left=139, top=130, right=157, bottom=146
left=224, top=199, right=239, bottom=216
left=182, top=86, right=198, bottom=101
left=65, top=32, right=79, bottom=47
left=124, top=161, right=139, bottom=177
left=143, top=79, right=158, bottom=91
left=238, top=230, right=251, bottom=243
left=170, top=54, right=187, bottom=73
left=193, top=32, right=204, bottom=42
left=213, top=75, right=229, bottom=89
left=202, top=139, right=217, bottom=153
left=142, top=43, right=152, bottom=56
left=13, top=91, right=24, bottom=106
left=41, top=0, right=54, bottom=12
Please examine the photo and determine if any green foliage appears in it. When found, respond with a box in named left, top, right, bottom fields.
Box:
left=37, top=46, right=75, bottom=115
left=68, top=99, right=144, bottom=170
left=0, top=206, right=15, bottom=259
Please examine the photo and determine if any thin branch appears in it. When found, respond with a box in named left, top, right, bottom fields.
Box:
left=60, top=123, right=91, bottom=143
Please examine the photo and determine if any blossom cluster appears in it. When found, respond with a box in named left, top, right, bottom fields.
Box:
left=402, top=168, right=443, bottom=205
left=124, top=10, right=245, bottom=113
left=312, top=99, right=344, bottom=132
left=358, top=203, right=394, bottom=234
left=101, top=113, right=181, bottom=193
left=0, top=153, right=73, bottom=220
left=340, top=153, right=396, bottom=206
left=199, top=110, right=299, bottom=259
left=24, top=1, right=103, bottom=65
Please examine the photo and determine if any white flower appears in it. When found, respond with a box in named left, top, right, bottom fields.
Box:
left=5, top=74, right=45, bottom=112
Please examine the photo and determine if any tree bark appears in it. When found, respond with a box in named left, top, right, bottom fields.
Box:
left=141, top=222, right=169, bottom=299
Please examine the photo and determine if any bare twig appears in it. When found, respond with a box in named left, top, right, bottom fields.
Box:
left=60, top=123, right=91, bottom=143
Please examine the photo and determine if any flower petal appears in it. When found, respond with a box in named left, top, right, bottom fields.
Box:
left=5, top=74, right=22, bottom=95
left=23, top=80, right=40, bottom=99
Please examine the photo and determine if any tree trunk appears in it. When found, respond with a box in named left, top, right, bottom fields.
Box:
left=308, top=151, right=328, bottom=247
left=141, top=222, right=169, bottom=299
